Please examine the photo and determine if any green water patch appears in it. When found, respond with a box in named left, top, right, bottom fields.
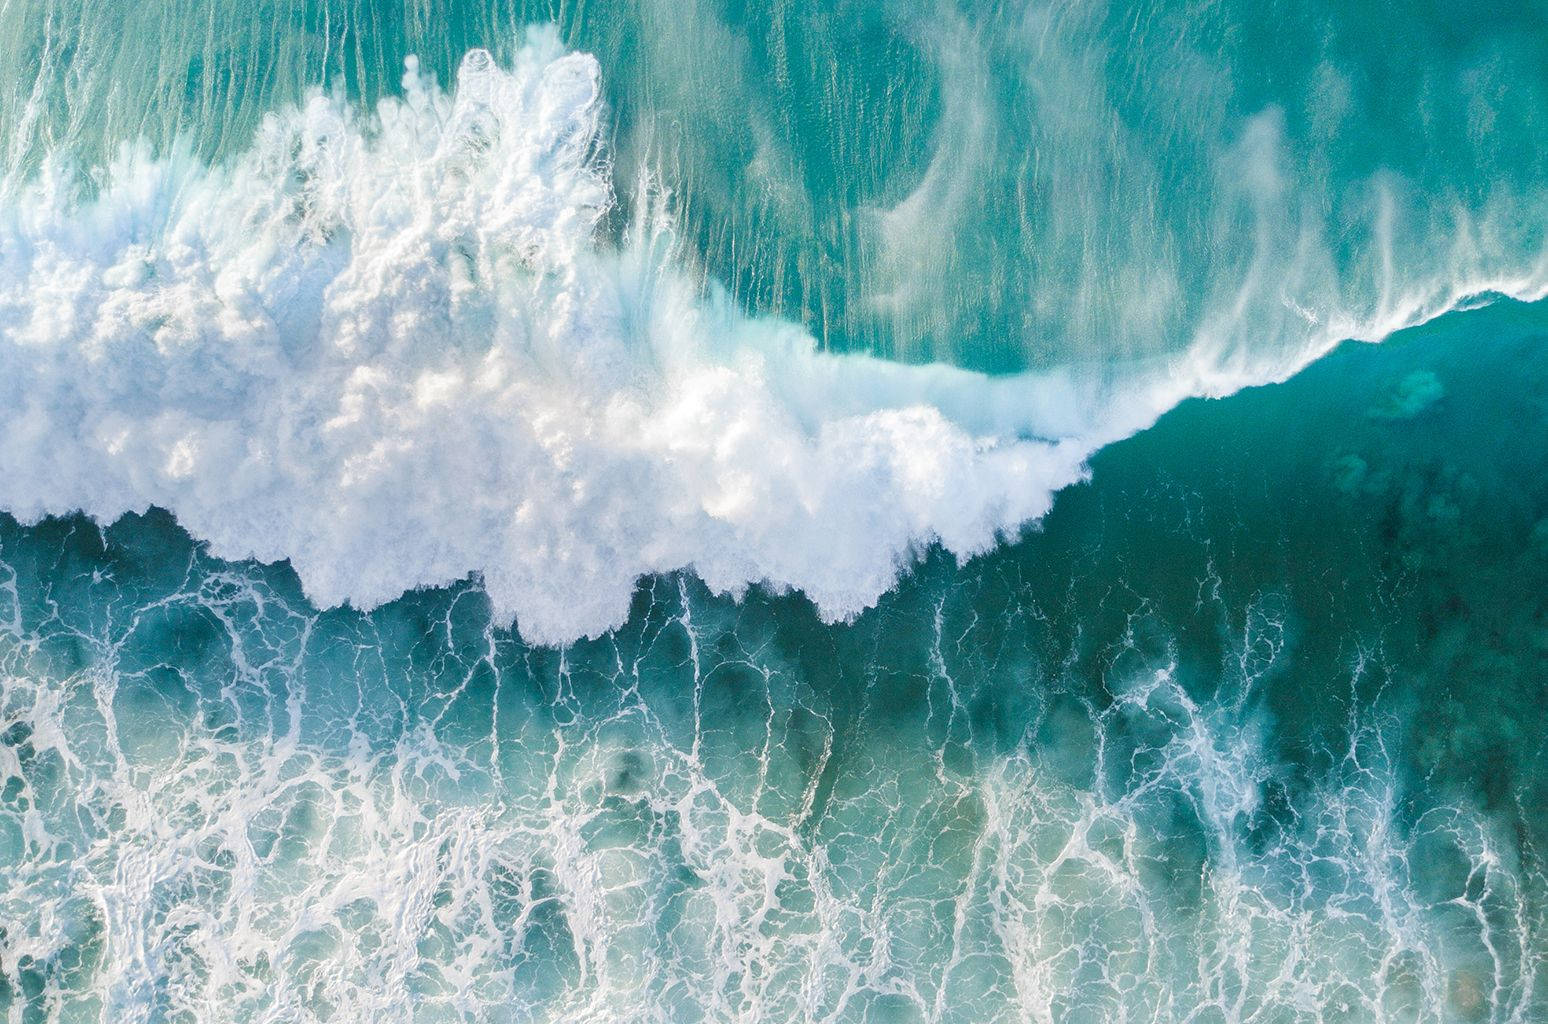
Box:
left=6, top=1, right=1546, bottom=373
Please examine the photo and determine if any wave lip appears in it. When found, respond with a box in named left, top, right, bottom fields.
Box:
left=1, top=31, right=1545, bottom=646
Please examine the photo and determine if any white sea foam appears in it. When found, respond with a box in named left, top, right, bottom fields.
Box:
left=0, top=29, right=1543, bottom=645
left=0, top=557, right=1533, bottom=1023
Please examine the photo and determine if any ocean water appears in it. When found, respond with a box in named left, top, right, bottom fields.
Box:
left=1, top=2, right=1546, bottom=1021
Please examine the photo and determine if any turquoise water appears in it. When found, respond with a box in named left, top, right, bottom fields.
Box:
left=1, top=2, right=1547, bottom=1021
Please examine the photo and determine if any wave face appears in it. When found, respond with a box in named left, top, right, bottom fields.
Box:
left=1, top=1, right=1547, bottom=1021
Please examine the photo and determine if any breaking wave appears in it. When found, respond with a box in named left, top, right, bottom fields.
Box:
left=1, top=29, right=1543, bottom=645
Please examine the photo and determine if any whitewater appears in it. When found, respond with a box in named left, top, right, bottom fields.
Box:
left=2, top=30, right=1544, bottom=645
left=5, top=9, right=1548, bottom=1022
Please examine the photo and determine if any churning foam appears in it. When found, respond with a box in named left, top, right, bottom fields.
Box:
left=0, top=30, right=1541, bottom=645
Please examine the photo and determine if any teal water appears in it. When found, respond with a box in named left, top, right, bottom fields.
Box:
left=1, top=1, right=1547, bottom=1021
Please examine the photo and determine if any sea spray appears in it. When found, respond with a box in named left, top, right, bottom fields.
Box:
left=3, top=35, right=1544, bottom=644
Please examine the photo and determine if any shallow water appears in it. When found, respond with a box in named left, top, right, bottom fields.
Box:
left=1, top=1, right=1546, bottom=1021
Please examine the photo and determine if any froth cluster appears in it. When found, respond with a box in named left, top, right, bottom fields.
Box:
left=0, top=30, right=1106, bottom=644
left=1, top=31, right=1542, bottom=644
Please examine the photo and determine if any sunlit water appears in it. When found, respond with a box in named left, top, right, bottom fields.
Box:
left=1, top=2, right=1546, bottom=1021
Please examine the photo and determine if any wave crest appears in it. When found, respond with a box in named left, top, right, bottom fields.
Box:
left=0, top=31, right=1108, bottom=644
left=1, top=29, right=1544, bottom=645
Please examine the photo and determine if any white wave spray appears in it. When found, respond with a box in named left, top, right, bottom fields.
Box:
left=0, top=28, right=1543, bottom=644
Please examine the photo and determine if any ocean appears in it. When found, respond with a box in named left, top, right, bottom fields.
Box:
left=0, top=1, right=1546, bottom=1020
